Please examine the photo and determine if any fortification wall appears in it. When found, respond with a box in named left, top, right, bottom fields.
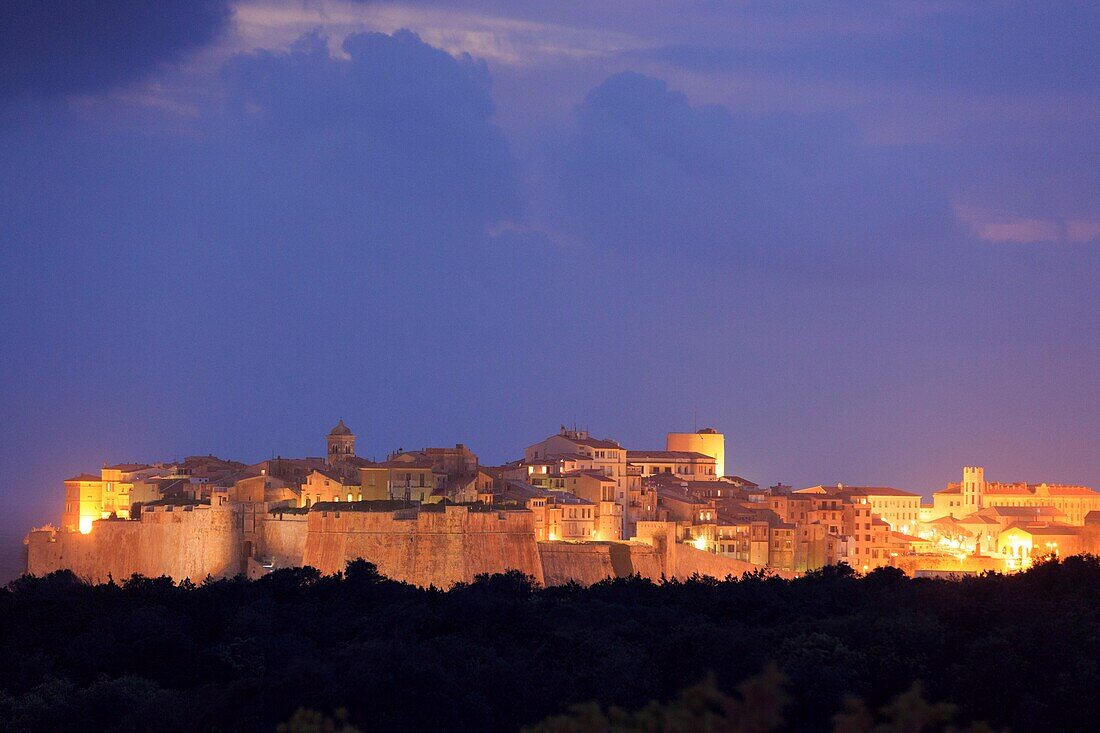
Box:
left=890, top=554, right=1007, bottom=576
left=260, top=514, right=307, bottom=568
left=538, top=542, right=667, bottom=585
left=26, top=505, right=242, bottom=583
left=669, top=541, right=766, bottom=580
left=26, top=504, right=771, bottom=588
left=539, top=543, right=616, bottom=585
left=301, top=506, right=545, bottom=587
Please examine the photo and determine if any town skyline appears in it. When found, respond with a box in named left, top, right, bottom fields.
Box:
left=25, top=420, right=1100, bottom=588
left=4, top=1, right=1099, bottom=584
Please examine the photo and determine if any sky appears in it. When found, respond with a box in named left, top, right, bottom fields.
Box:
left=1, top=1, right=1098, bottom=579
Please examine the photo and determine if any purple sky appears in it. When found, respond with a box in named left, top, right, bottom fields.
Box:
left=1, top=1, right=1098, bottom=580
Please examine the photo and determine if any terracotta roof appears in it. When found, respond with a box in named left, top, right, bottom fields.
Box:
left=958, top=514, right=1000, bottom=525
left=1004, top=523, right=1081, bottom=537
left=938, top=481, right=1098, bottom=497
left=555, top=452, right=592, bottom=462
left=1039, top=484, right=1099, bottom=496
left=104, top=463, right=150, bottom=472
left=562, top=470, right=615, bottom=483
left=311, top=468, right=355, bottom=484
left=376, top=460, right=434, bottom=470
left=985, top=506, right=1066, bottom=518
left=654, top=484, right=708, bottom=505
left=626, top=450, right=714, bottom=461
left=796, top=485, right=919, bottom=498
left=64, top=473, right=101, bottom=482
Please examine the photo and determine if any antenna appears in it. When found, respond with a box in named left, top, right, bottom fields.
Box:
left=693, top=406, right=697, bottom=432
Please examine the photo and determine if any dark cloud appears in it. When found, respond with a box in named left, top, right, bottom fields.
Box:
left=0, top=0, right=231, bottom=100
left=550, top=71, right=956, bottom=279
left=215, top=29, right=519, bottom=240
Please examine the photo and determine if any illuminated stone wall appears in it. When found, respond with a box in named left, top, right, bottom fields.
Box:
left=27, top=505, right=774, bottom=588
left=26, top=504, right=243, bottom=583
left=538, top=541, right=666, bottom=585
left=300, top=505, right=546, bottom=586
left=259, top=513, right=308, bottom=568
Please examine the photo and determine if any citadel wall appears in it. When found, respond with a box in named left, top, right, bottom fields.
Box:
left=538, top=541, right=666, bottom=585
left=26, top=507, right=774, bottom=587
left=26, top=504, right=242, bottom=584
left=260, top=513, right=308, bottom=567
left=300, top=505, right=546, bottom=586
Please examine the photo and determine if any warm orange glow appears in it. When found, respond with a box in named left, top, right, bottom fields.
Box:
left=78, top=516, right=94, bottom=534
left=693, top=536, right=707, bottom=551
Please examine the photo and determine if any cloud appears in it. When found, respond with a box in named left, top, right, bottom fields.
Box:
left=0, top=0, right=232, bottom=101
left=213, top=29, right=519, bottom=238
left=231, top=0, right=644, bottom=67
left=546, top=70, right=956, bottom=278
left=955, top=205, right=1100, bottom=245
left=633, top=3, right=1100, bottom=94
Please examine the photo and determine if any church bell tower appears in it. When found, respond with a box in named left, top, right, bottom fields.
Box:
left=326, top=420, right=356, bottom=466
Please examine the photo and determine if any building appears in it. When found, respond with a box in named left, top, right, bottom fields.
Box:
left=998, top=523, right=1082, bottom=564
left=795, top=484, right=922, bottom=533
left=525, top=427, right=632, bottom=536
left=666, top=428, right=725, bottom=477
left=61, top=457, right=245, bottom=533
left=931, top=466, right=1100, bottom=525
left=626, top=450, right=717, bottom=481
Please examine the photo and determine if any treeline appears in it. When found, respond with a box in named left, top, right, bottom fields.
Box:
left=3, top=557, right=1100, bottom=732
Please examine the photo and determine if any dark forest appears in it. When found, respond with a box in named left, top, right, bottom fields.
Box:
left=3, top=557, right=1098, bottom=732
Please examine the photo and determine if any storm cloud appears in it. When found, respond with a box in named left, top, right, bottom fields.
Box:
left=0, top=0, right=231, bottom=100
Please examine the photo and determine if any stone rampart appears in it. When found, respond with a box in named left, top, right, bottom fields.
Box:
left=26, top=505, right=242, bottom=583
left=539, top=541, right=666, bottom=585
left=260, top=513, right=307, bottom=568
left=669, top=541, right=766, bottom=580
left=300, top=506, right=545, bottom=587
left=26, top=505, right=774, bottom=588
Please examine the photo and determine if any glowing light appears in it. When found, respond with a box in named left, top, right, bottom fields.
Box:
left=693, top=536, right=707, bottom=551
left=78, top=516, right=94, bottom=534
left=548, top=531, right=558, bottom=541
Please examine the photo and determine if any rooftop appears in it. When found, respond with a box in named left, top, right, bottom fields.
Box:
left=626, top=450, right=715, bottom=461
left=64, top=473, right=101, bottom=483
left=328, top=419, right=353, bottom=436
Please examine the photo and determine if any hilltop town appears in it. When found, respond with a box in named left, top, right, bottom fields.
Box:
left=26, top=423, right=1100, bottom=585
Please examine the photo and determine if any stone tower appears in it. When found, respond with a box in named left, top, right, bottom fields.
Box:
left=326, top=420, right=356, bottom=466
left=962, top=465, right=985, bottom=513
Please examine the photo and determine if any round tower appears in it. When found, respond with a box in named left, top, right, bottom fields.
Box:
left=962, top=465, right=985, bottom=512
left=667, top=428, right=725, bottom=478
left=326, top=420, right=356, bottom=465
